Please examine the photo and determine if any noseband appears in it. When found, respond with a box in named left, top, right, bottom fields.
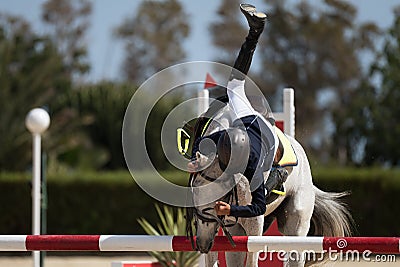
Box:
left=185, top=170, right=239, bottom=250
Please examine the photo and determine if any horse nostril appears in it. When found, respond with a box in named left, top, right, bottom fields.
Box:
left=196, top=239, right=213, bottom=254
left=196, top=240, right=205, bottom=253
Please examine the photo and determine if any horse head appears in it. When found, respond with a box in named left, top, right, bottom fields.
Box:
left=184, top=100, right=239, bottom=253
left=191, top=152, right=221, bottom=253
left=190, top=151, right=239, bottom=253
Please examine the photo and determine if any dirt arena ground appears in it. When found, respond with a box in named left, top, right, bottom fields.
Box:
left=0, top=255, right=397, bottom=267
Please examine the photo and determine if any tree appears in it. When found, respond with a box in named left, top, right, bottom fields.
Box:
left=56, top=81, right=183, bottom=170
left=116, top=0, right=190, bottom=84
left=0, top=14, right=71, bottom=171
left=255, top=0, right=379, bottom=158
left=209, top=0, right=380, bottom=160
left=58, top=82, right=135, bottom=170
left=350, top=7, right=400, bottom=166
left=41, top=0, right=92, bottom=78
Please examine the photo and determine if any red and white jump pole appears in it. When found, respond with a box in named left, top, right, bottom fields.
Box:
left=0, top=235, right=399, bottom=254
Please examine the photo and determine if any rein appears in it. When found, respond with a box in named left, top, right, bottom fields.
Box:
left=185, top=171, right=239, bottom=250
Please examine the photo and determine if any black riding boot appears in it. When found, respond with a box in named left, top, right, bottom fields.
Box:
left=230, top=3, right=267, bottom=81
left=265, top=166, right=289, bottom=197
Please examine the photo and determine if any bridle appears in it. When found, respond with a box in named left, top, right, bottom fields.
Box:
left=185, top=169, right=239, bottom=250
left=183, top=95, right=239, bottom=250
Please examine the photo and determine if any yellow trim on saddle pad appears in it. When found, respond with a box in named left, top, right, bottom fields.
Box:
left=274, top=126, right=298, bottom=167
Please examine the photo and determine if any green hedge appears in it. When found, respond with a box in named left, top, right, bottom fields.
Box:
left=0, top=168, right=399, bottom=236
left=0, top=171, right=187, bottom=235
left=312, top=167, right=400, bottom=236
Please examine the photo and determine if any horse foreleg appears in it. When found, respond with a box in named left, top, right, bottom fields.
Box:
left=224, top=223, right=247, bottom=267
left=240, top=215, right=264, bottom=267
left=277, top=192, right=314, bottom=267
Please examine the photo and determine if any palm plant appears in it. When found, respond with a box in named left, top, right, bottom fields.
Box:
left=138, top=204, right=199, bottom=267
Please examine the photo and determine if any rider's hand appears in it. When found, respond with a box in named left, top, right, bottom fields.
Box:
left=187, top=160, right=198, bottom=173
left=215, top=201, right=231, bottom=216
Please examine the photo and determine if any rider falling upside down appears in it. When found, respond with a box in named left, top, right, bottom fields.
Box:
left=188, top=4, right=287, bottom=218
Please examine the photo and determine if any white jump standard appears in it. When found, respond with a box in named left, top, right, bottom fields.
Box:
left=0, top=235, right=399, bottom=254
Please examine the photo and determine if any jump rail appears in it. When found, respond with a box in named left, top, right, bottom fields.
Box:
left=1, top=235, right=399, bottom=254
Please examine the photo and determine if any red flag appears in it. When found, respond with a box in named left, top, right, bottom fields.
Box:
left=204, top=73, right=217, bottom=89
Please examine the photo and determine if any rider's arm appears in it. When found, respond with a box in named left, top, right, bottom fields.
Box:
left=229, top=181, right=266, bottom=217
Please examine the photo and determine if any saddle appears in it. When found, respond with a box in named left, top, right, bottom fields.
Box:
left=273, top=126, right=298, bottom=167
left=265, top=126, right=298, bottom=201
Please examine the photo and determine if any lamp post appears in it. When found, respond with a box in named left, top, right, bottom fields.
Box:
left=25, top=108, right=50, bottom=267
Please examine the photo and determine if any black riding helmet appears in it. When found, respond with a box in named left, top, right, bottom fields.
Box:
left=217, top=127, right=250, bottom=174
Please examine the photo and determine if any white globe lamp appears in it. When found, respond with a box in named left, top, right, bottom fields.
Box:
left=25, top=108, right=50, bottom=134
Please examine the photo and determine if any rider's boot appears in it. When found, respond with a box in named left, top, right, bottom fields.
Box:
left=230, top=3, right=267, bottom=81
left=265, top=166, right=289, bottom=197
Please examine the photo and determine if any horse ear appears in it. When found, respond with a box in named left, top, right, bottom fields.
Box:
left=195, top=151, right=201, bottom=161
left=196, top=151, right=205, bottom=162
left=196, top=151, right=210, bottom=167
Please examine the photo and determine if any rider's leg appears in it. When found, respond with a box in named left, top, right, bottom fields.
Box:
left=226, top=4, right=267, bottom=119
left=228, top=4, right=286, bottom=196
left=226, top=78, right=255, bottom=119
left=230, top=3, right=267, bottom=81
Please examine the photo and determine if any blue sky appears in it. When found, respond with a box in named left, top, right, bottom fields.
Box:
left=0, top=0, right=399, bottom=82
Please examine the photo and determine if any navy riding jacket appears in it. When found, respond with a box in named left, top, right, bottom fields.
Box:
left=192, top=115, right=270, bottom=218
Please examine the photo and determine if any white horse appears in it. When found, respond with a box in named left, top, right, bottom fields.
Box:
left=187, top=104, right=353, bottom=267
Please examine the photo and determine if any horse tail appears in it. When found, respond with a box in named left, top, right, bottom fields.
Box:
left=310, top=186, right=354, bottom=237
left=304, top=187, right=354, bottom=266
